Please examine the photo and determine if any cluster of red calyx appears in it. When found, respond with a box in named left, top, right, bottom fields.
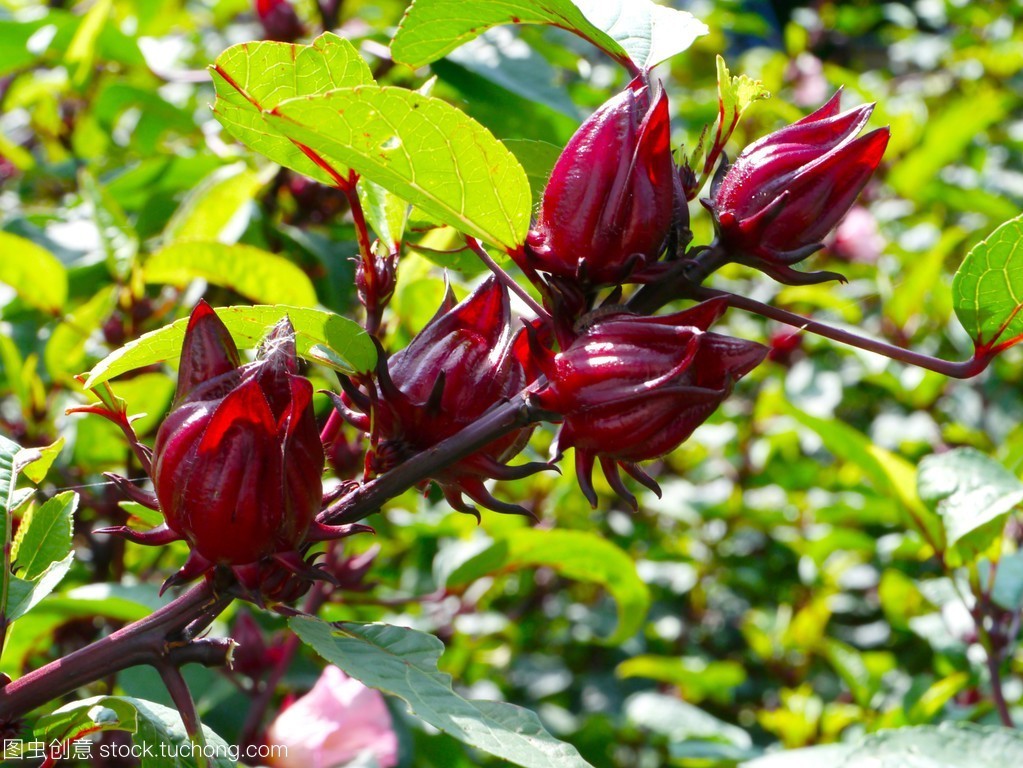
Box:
left=94, top=78, right=889, bottom=593
left=333, top=277, right=548, bottom=518
left=512, top=83, right=885, bottom=506
left=98, top=302, right=368, bottom=595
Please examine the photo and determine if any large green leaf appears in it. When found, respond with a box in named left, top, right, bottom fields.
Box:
left=36, top=696, right=234, bottom=768
left=82, top=304, right=376, bottom=389
left=917, top=448, right=1023, bottom=561
left=392, top=0, right=708, bottom=72
left=292, top=617, right=594, bottom=768
left=211, top=32, right=374, bottom=187
left=446, top=528, right=650, bottom=644
left=269, top=85, right=531, bottom=254
left=145, top=242, right=318, bottom=306
left=742, top=723, right=1023, bottom=768
left=0, top=232, right=68, bottom=314
left=952, top=213, right=1023, bottom=351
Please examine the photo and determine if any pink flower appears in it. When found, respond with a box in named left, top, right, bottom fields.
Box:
left=267, top=666, right=399, bottom=768
left=827, top=205, right=885, bottom=263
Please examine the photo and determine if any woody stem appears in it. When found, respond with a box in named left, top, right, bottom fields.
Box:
left=0, top=580, right=233, bottom=723
left=696, top=286, right=997, bottom=378
left=320, top=392, right=558, bottom=525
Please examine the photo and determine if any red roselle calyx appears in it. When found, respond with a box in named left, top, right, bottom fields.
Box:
left=707, top=91, right=890, bottom=285
left=255, top=0, right=304, bottom=42
left=533, top=298, right=767, bottom=509
left=99, top=302, right=365, bottom=593
left=524, top=78, right=677, bottom=287
left=335, top=277, right=547, bottom=518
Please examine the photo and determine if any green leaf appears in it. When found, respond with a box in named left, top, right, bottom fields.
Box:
left=985, top=551, right=1023, bottom=611
left=145, top=242, right=318, bottom=306
left=889, top=90, right=1011, bottom=200
left=503, top=138, right=562, bottom=205
left=445, top=528, right=649, bottom=644
left=918, top=448, right=1023, bottom=560
left=357, top=178, right=409, bottom=248
left=65, top=0, right=112, bottom=88
left=0, top=231, right=68, bottom=314
left=617, top=655, right=746, bottom=704
left=19, top=438, right=65, bottom=486
left=951, top=213, right=1023, bottom=351
left=784, top=403, right=944, bottom=550
left=36, top=696, right=234, bottom=768
left=292, top=617, right=594, bottom=768
left=270, top=85, right=531, bottom=253
left=6, top=553, right=75, bottom=622
left=45, top=286, right=118, bottom=383
left=163, top=163, right=270, bottom=244
left=11, top=491, right=76, bottom=581
left=392, top=0, right=708, bottom=72
left=41, top=583, right=167, bottom=623
left=211, top=32, right=374, bottom=187
left=0, top=434, right=22, bottom=626
left=83, top=304, right=375, bottom=389
left=742, top=723, right=1023, bottom=768
left=625, top=692, right=756, bottom=762
left=79, top=169, right=138, bottom=281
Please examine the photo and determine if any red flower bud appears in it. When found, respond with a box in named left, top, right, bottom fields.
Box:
left=337, top=278, right=546, bottom=517
left=100, top=302, right=366, bottom=594
left=535, top=299, right=767, bottom=508
left=255, top=0, right=304, bottom=42
left=708, top=91, right=890, bottom=285
left=525, top=79, right=675, bottom=286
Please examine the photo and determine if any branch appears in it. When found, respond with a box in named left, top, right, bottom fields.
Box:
left=0, top=580, right=233, bottom=722
left=320, top=392, right=557, bottom=525
left=698, top=287, right=996, bottom=379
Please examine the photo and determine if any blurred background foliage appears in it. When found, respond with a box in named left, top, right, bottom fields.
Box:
left=2, top=0, right=1023, bottom=766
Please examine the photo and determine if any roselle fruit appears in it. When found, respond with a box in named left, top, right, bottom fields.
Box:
left=524, top=78, right=675, bottom=286
left=255, top=0, right=304, bottom=42
left=335, top=277, right=546, bottom=517
left=534, top=298, right=767, bottom=508
left=708, top=91, right=890, bottom=285
left=100, top=302, right=363, bottom=592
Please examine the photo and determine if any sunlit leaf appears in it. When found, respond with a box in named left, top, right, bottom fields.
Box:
left=392, top=0, right=707, bottom=72
left=145, top=242, right=318, bottom=306
left=83, top=304, right=375, bottom=389
left=270, top=86, right=531, bottom=253
left=211, top=32, right=374, bottom=187
left=0, top=232, right=68, bottom=314
left=12, top=491, right=76, bottom=581
left=445, top=528, right=650, bottom=644
left=162, top=163, right=270, bottom=244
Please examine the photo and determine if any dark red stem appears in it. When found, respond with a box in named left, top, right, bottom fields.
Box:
left=321, top=392, right=556, bottom=526
left=0, top=580, right=232, bottom=723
